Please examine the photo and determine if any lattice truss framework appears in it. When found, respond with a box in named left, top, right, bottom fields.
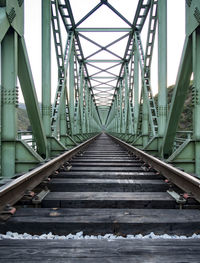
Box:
left=51, top=0, right=157, bottom=131
left=2, top=0, right=200, bottom=178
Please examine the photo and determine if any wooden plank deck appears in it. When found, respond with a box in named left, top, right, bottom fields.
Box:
left=48, top=178, right=168, bottom=192
left=1, top=208, right=200, bottom=235
left=0, top=239, right=200, bottom=263
left=1, top=133, right=200, bottom=262
left=42, top=192, right=175, bottom=208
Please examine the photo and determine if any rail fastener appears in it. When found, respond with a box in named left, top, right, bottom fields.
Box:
left=0, top=134, right=100, bottom=215
left=108, top=133, right=200, bottom=203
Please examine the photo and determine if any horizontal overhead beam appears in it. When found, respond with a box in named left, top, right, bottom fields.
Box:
left=94, top=93, right=114, bottom=96
left=90, top=77, right=118, bottom=79
left=94, top=94, right=114, bottom=97
left=95, top=97, right=113, bottom=99
left=76, top=28, right=132, bottom=32
left=85, top=60, right=123, bottom=63
left=93, top=87, right=115, bottom=89
left=96, top=104, right=112, bottom=106
left=98, top=107, right=110, bottom=109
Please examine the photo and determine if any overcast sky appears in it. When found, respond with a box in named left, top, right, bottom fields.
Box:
left=23, top=0, right=185, bottom=103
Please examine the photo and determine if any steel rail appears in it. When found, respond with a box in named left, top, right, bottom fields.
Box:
left=108, top=133, right=200, bottom=203
left=0, top=134, right=100, bottom=212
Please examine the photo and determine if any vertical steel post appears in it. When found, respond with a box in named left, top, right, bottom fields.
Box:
left=134, top=46, right=139, bottom=135
left=142, top=90, right=149, bottom=147
left=1, top=30, right=17, bottom=177
left=85, top=81, right=89, bottom=134
left=69, top=43, right=75, bottom=135
left=82, top=82, right=86, bottom=134
left=88, top=92, right=91, bottom=134
left=79, top=65, right=84, bottom=134
left=192, top=30, right=200, bottom=176
left=89, top=93, right=93, bottom=133
left=158, top=0, right=167, bottom=149
left=124, top=65, right=129, bottom=133
left=0, top=43, right=1, bottom=176
left=117, top=90, right=120, bottom=133
left=119, top=80, right=123, bottom=134
left=42, top=0, right=51, bottom=140
left=60, top=89, right=67, bottom=143
left=122, top=82, right=125, bottom=133
left=114, top=98, right=117, bottom=132
left=128, top=101, right=133, bottom=134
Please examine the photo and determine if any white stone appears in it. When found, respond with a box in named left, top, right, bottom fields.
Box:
left=1, top=231, right=200, bottom=240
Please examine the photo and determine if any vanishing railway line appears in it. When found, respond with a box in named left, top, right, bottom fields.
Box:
left=1, top=133, right=200, bottom=262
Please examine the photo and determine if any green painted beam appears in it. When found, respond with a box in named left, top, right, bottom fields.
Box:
left=42, top=0, right=51, bottom=139
left=158, top=0, right=167, bottom=149
left=142, top=92, right=149, bottom=147
left=1, top=29, right=17, bottom=178
left=60, top=89, right=67, bottom=138
left=18, top=36, right=47, bottom=158
left=85, top=60, right=123, bottom=63
left=124, top=65, right=129, bottom=133
left=79, top=65, right=84, bottom=134
left=0, top=8, right=9, bottom=42
left=90, top=77, right=117, bottom=79
left=69, top=42, right=75, bottom=135
left=134, top=44, right=139, bottom=134
left=162, top=36, right=192, bottom=158
left=192, top=29, right=200, bottom=176
left=75, top=28, right=132, bottom=32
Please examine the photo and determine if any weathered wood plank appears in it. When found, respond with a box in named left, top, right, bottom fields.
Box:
left=70, top=167, right=145, bottom=171
left=0, top=239, right=200, bottom=263
left=72, top=158, right=136, bottom=162
left=42, top=192, right=175, bottom=208
left=54, top=171, right=161, bottom=179
left=48, top=179, right=168, bottom=192
left=70, top=162, right=144, bottom=167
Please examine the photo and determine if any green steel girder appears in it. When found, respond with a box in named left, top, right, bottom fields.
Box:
left=157, top=0, right=167, bottom=149
left=162, top=36, right=192, bottom=158
left=105, top=0, right=153, bottom=129
left=0, top=7, right=10, bottom=42
left=88, top=62, right=122, bottom=79
left=58, top=0, right=153, bottom=124
left=144, top=0, right=158, bottom=78
left=51, top=30, right=74, bottom=136
left=5, top=0, right=24, bottom=36
left=57, top=0, right=102, bottom=119
left=113, top=0, right=152, bottom=92
left=79, top=32, right=127, bottom=61
left=76, top=28, right=132, bottom=32
left=42, top=0, right=51, bottom=141
left=2, top=0, right=200, bottom=178
left=166, top=139, right=195, bottom=175
left=79, top=64, right=84, bottom=134
left=133, top=45, right=139, bottom=135
left=69, top=42, right=75, bottom=135
left=1, top=28, right=47, bottom=177
left=134, top=31, right=158, bottom=137
left=15, top=140, right=43, bottom=174
left=124, top=64, right=129, bottom=133
left=192, top=29, right=200, bottom=176
left=18, top=36, right=47, bottom=158
left=1, top=29, right=18, bottom=178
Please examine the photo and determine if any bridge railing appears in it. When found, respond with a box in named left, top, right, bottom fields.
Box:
left=173, top=131, right=192, bottom=151
left=17, top=131, right=37, bottom=151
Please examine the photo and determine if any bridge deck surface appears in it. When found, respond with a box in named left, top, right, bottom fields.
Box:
left=0, top=134, right=200, bottom=262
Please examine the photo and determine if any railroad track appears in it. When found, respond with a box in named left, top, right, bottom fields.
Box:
left=1, top=133, right=200, bottom=262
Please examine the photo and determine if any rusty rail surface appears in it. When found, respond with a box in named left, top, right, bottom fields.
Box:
left=0, top=134, right=100, bottom=212
left=108, top=134, right=200, bottom=203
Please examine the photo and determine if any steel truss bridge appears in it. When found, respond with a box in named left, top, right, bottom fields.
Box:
left=0, top=0, right=199, bottom=179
